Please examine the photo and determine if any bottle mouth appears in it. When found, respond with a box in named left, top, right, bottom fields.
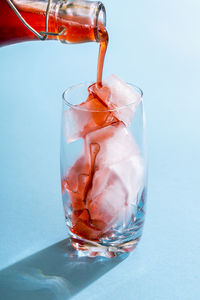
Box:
left=95, top=2, right=106, bottom=42
left=96, top=2, right=106, bottom=27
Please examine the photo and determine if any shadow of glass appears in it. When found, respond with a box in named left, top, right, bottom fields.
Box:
left=0, top=238, right=128, bottom=300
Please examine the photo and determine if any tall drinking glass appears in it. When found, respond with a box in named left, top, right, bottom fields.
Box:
left=61, top=82, right=147, bottom=257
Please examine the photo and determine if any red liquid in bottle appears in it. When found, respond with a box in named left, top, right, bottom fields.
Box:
left=0, top=0, right=108, bottom=85
left=0, top=0, right=99, bottom=46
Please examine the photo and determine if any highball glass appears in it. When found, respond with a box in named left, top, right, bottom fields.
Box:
left=60, top=82, right=147, bottom=257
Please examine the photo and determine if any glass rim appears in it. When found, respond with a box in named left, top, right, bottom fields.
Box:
left=62, top=81, right=143, bottom=112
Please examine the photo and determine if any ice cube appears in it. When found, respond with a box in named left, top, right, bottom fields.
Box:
left=72, top=209, right=90, bottom=226
left=86, top=153, right=144, bottom=233
left=109, top=155, right=145, bottom=208
left=83, top=122, right=144, bottom=233
left=90, top=74, right=141, bottom=125
left=71, top=218, right=102, bottom=241
left=85, top=122, right=140, bottom=168
left=86, top=168, right=129, bottom=231
left=64, top=93, right=117, bottom=143
left=64, top=155, right=90, bottom=210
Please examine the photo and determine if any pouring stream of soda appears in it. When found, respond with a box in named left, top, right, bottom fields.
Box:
left=96, top=25, right=109, bottom=87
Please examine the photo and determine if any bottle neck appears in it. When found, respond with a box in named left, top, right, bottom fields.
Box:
left=0, top=0, right=106, bottom=46
left=55, top=0, right=106, bottom=44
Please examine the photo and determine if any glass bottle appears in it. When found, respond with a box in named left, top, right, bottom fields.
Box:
left=0, top=0, right=106, bottom=46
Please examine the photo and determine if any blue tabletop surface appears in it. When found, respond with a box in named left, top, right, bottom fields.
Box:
left=0, top=0, right=200, bottom=299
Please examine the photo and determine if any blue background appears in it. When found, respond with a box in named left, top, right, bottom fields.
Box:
left=0, top=0, right=200, bottom=299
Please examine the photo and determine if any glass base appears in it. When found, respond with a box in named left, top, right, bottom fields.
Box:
left=64, top=189, right=146, bottom=258
left=70, top=231, right=142, bottom=258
